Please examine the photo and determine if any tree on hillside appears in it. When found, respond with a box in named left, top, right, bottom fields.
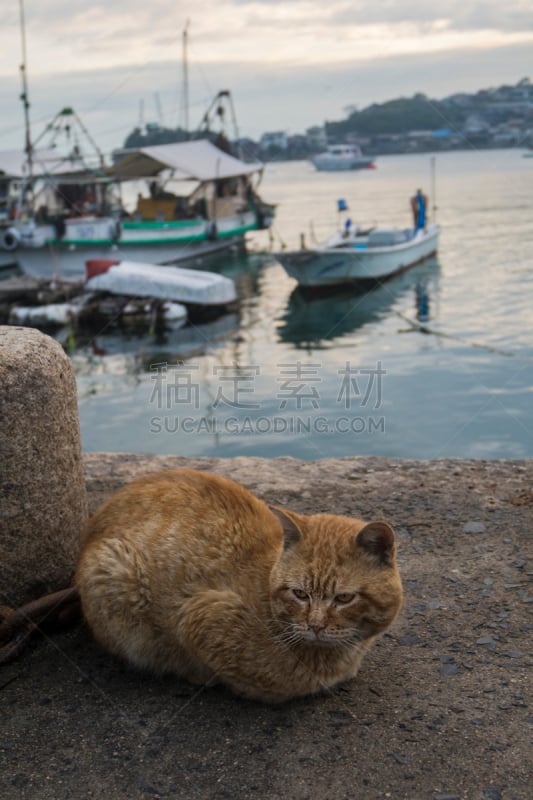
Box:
left=326, top=94, right=466, bottom=138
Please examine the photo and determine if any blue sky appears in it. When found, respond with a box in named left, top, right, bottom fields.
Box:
left=0, top=1, right=531, bottom=154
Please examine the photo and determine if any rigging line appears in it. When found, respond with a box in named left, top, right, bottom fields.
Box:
left=418, top=96, right=481, bottom=152
left=394, top=310, right=533, bottom=361
left=196, top=63, right=214, bottom=104
left=0, top=109, right=67, bottom=140
left=82, top=60, right=155, bottom=115
left=0, top=121, right=26, bottom=137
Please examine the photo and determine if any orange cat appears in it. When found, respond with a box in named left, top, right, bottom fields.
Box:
left=76, top=469, right=402, bottom=703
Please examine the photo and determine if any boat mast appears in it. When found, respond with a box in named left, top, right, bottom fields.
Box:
left=430, top=156, right=437, bottom=222
left=182, top=20, right=190, bottom=138
left=18, top=0, right=33, bottom=191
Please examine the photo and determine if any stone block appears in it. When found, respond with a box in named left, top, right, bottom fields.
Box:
left=0, top=326, right=87, bottom=607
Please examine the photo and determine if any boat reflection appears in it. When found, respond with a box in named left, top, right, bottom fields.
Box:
left=69, top=312, right=240, bottom=399
left=276, top=258, right=440, bottom=348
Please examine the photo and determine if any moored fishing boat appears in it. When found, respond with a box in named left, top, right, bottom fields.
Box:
left=5, top=123, right=275, bottom=280
left=6, top=8, right=276, bottom=280
left=276, top=222, right=439, bottom=291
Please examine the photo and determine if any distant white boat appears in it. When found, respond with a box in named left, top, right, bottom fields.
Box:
left=311, top=144, right=375, bottom=172
left=276, top=224, right=440, bottom=290
left=85, top=258, right=237, bottom=308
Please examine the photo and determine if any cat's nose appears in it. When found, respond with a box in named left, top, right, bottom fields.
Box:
left=308, top=623, right=325, bottom=636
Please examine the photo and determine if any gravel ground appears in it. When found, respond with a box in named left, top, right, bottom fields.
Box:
left=1, top=454, right=531, bottom=800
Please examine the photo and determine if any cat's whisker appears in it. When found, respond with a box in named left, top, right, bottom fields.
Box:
left=275, top=628, right=305, bottom=647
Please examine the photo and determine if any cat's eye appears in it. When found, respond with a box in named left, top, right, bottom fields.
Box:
left=334, top=593, right=356, bottom=605
left=292, top=589, right=309, bottom=601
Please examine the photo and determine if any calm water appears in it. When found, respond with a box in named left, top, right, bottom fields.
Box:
left=72, top=149, right=533, bottom=459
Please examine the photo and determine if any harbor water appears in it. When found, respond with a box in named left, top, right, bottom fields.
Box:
left=70, top=149, right=533, bottom=459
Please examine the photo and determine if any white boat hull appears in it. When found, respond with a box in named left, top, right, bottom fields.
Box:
left=310, top=144, right=375, bottom=172
left=11, top=209, right=260, bottom=279
left=311, top=156, right=375, bottom=171
left=15, top=236, right=245, bottom=280
left=278, top=225, right=440, bottom=288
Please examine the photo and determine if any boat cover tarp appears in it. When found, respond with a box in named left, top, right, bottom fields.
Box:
left=85, top=261, right=237, bottom=306
left=111, top=140, right=263, bottom=182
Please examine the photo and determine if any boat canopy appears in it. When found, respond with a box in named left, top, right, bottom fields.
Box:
left=111, top=140, right=263, bottom=182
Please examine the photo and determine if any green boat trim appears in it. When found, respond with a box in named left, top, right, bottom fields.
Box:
left=121, top=218, right=205, bottom=231
left=43, top=222, right=258, bottom=248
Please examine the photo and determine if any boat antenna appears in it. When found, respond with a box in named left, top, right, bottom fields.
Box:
left=18, top=0, right=33, bottom=190
left=430, top=156, right=437, bottom=221
left=226, top=90, right=241, bottom=157
left=154, top=92, right=164, bottom=125
left=182, top=19, right=190, bottom=138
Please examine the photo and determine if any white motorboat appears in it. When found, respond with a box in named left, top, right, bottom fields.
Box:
left=9, top=301, right=79, bottom=327
left=85, top=258, right=237, bottom=308
left=276, top=223, right=440, bottom=290
left=311, top=144, right=375, bottom=172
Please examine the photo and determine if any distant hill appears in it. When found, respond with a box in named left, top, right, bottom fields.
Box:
left=120, top=78, right=533, bottom=156
left=325, top=78, right=532, bottom=140
left=325, top=94, right=463, bottom=137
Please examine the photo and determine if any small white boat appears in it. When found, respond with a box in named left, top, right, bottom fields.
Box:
left=276, top=223, right=440, bottom=290
left=85, top=258, right=237, bottom=307
left=10, top=296, right=188, bottom=330
left=311, top=145, right=375, bottom=172
left=9, top=301, right=79, bottom=327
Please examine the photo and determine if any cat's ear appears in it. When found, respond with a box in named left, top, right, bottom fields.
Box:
left=269, top=506, right=302, bottom=548
left=355, top=521, right=395, bottom=566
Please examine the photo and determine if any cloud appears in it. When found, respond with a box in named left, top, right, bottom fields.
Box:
left=2, top=1, right=533, bottom=78
left=324, top=1, right=533, bottom=32
left=0, top=41, right=531, bottom=157
left=0, top=2, right=531, bottom=154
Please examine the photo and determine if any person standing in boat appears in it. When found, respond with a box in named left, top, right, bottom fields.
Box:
left=411, top=189, right=428, bottom=230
